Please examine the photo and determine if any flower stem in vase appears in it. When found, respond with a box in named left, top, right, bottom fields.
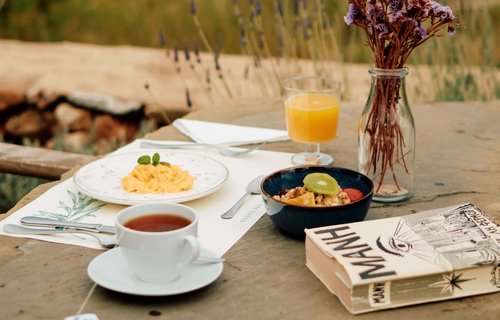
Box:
left=359, top=68, right=415, bottom=202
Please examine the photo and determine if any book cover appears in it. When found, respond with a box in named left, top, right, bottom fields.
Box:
left=305, top=203, right=500, bottom=314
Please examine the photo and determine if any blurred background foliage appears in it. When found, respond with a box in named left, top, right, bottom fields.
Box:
left=0, top=0, right=498, bottom=67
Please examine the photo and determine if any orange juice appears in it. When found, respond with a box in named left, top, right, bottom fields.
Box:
left=285, top=93, right=340, bottom=143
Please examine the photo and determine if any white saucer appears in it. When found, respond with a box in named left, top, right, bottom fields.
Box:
left=87, top=247, right=223, bottom=296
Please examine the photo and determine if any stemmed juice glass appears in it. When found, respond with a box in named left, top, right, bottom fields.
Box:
left=282, top=76, right=341, bottom=165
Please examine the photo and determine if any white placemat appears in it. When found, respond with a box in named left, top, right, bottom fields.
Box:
left=173, top=119, right=290, bottom=146
left=0, top=139, right=294, bottom=257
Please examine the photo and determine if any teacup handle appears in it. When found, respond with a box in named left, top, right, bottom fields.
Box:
left=182, top=235, right=200, bottom=265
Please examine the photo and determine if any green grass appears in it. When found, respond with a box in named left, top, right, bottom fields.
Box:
left=0, top=173, right=48, bottom=214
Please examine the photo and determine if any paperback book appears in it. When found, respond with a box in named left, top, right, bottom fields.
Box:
left=305, top=203, right=499, bottom=314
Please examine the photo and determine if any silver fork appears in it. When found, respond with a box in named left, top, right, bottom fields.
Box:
left=139, top=141, right=267, bottom=157
left=3, top=224, right=116, bottom=248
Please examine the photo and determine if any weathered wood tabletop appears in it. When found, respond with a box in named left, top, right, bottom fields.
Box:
left=1, top=99, right=499, bottom=320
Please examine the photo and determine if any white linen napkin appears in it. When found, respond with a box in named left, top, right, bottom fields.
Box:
left=0, top=139, right=294, bottom=257
left=173, top=119, right=289, bottom=146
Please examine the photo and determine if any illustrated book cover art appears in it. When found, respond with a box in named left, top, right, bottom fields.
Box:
left=305, top=203, right=500, bottom=314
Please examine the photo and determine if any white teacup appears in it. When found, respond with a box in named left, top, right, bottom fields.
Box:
left=116, top=202, right=200, bottom=283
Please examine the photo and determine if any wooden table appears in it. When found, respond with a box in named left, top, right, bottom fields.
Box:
left=1, top=99, right=499, bottom=320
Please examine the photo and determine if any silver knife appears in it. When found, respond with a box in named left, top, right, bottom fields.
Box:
left=20, top=216, right=116, bottom=234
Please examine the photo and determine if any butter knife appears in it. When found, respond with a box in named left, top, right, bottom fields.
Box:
left=20, top=216, right=116, bottom=234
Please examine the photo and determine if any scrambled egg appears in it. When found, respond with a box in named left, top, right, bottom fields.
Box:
left=121, top=163, right=194, bottom=194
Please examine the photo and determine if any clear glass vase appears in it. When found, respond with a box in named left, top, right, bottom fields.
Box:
left=358, top=67, right=415, bottom=202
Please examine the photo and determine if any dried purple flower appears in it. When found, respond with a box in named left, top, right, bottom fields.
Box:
left=158, top=30, right=166, bottom=47
left=344, top=3, right=358, bottom=25
left=345, top=0, right=459, bottom=66
left=190, top=0, right=196, bottom=15
left=389, top=0, right=402, bottom=13
left=416, top=21, right=426, bottom=38
left=183, top=41, right=190, bottom=61
left=430, top=1, right=455, bottom=21
left=255, top=0, right=262, bottom=15
left=375, top=23, right=389, bottom=39
left=391, top=8, right=406, bottom=23
left=240, top=26, right=247, bottom=47
left=447, top=25, right=456, bottom=36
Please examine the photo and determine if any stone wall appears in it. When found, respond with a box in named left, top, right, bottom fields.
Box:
left=0, top=89, right=156, bottom=154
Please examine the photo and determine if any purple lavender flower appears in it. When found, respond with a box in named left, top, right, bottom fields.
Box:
left=391, top=8, right=406, bottom=22
left=447, top=25, right=456, bottom=36
left=389, top=0, right=402, bottom=13
left=158, top=29, right=166, bottom=47
left=240, top=26, right=247, bottom=47
left=183, top=41, right=190, bottom=61
left=190, top=0, right=196, bottom=15
left=416, top=21, right=426, bottom=38
left=255, top=0, right=262, bottom=15
left=367, top=4, right=376, bottom=20
left=440, top=7, right=454, bottom=21
left=344, top=3, right=358, bottom=25
left=429, top=1, right=455, bottom=22
left=375, top=23, right=389, bottom=39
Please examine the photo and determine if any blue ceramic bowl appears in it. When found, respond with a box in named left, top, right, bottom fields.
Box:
left=260, top=166, right=374, bottom=238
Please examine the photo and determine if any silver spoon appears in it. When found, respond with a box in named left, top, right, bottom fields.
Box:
left=220, top=176, right=264, bottom=219
left=140, top=141, right=267, bottom=157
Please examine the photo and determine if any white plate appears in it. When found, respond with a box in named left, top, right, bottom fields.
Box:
left=73, top=150, right=229, bottom=205
left=87, top=247, right=223, bottom=296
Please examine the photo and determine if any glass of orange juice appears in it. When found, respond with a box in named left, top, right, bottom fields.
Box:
left=282, top=76, right=341, bottom=165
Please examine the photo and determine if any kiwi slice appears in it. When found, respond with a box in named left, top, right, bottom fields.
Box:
left=303, top=173, right=340, bottom=195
